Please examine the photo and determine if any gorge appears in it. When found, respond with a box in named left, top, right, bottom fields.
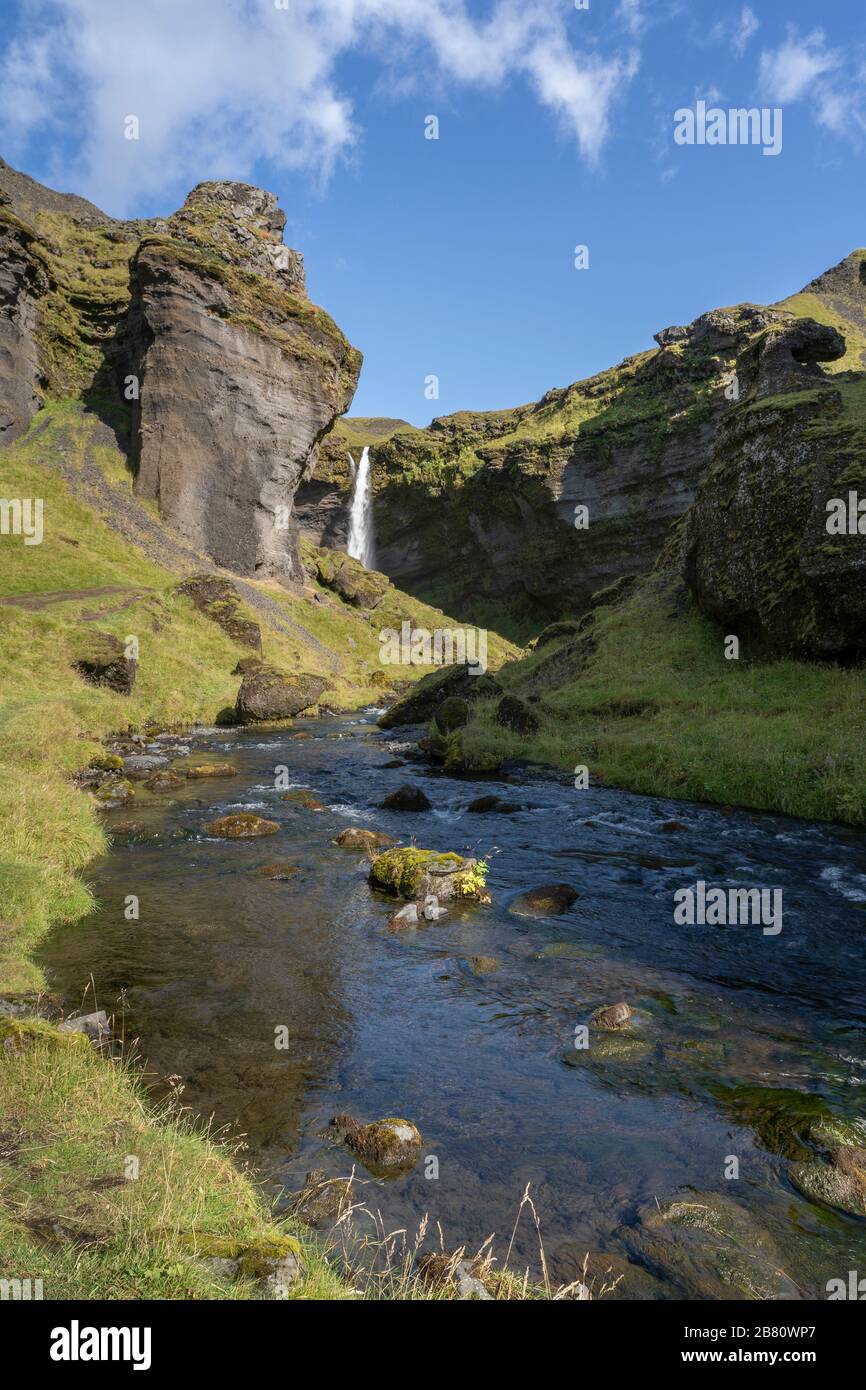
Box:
left=1, top=153, right=865, bottom=1304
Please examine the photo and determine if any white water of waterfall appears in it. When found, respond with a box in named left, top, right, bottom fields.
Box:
left=347, top=447, right=375, bottom=569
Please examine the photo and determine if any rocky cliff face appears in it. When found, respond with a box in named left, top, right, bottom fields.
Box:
left=0, top=159, right=360, bottom=581
left=128, top=183, right=361, bottom=578
left=301, top=254, right=864, bottom=652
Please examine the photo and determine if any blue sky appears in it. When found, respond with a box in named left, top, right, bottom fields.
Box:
left=1, top=0, right=865, bottom=424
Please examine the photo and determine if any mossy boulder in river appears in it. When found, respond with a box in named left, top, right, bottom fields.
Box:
left=235, top=666, right=327, bottom=723
left=328, top=1114, right=421, bottom=1175
left=370, top=846, right=489, bottom=903
left=204, top=813, right=279, bottom=839
left=288, top=1169, right=355, bottom=1227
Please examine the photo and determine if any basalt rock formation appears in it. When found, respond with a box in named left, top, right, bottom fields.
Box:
left=127, top=182, right=361, bottom=579
left=0, top=158, right=361, bottom=580
left=299, top=253, right=866, bottom=654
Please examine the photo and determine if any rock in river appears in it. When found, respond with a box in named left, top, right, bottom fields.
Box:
left=328, top=1114, right=422, bottom=1175
left=235, top=667, right=327, bottom=723
left=509, top=884, right=579, bottom=917
left=204, top=813, right=279, bottom=839
left=380, top=783, right=432, bottom=812
left=334, top=827, right=396, bottom=849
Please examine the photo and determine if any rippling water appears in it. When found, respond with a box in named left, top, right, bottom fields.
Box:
left=41, top=712, right=866, bottom=1297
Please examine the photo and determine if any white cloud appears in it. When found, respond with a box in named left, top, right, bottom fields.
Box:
left=708, top=5, right=758, bottom=58
left=759, top=29, right=840, bottom=103
left=757, top=25, right=866, bottom=144
left=732, top=6, right=759, bottom=58
left=0, top=0, right=640, bottom=215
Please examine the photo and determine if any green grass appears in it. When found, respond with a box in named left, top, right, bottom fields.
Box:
left=454, top=578, right=866, bottom=826
left=0, top=400, right=516, bottom=1300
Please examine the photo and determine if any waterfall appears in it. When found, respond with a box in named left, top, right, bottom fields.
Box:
left=347, top=446, right=375, bottom=569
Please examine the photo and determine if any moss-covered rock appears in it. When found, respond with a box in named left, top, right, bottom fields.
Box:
left=495, top=694, right=539, bottom=735
left=434, top=696, right=471, bottom=733
left=184, top=763, right=238, bottom=778
left=333, top=827, right=396, bottom=849
left=236, top=667, right=327, bottom=723
left=280, top=789, right=325, bottom=811
left=72, top=633, right=136, bottom=695
left=329, top=1114, right=421, bottom=1175
left=314, top=548, right=389, bottom=609
left=204, top=813, right=279, bottom=839
left=378, top=663, right=502, bottom=729
left=176, top=575, right=262, bottom=652
left=369, top=846, right=488, bottom=903
left=256, top=862, right=300, bottom=880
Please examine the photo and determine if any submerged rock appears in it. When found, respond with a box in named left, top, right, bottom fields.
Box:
left=387, top=903, right=419, bottom=932
left=380, top=783, right=432, bottom=812
left=509, top=884, right=579, bottom=917
left=333, top=827, right=396, bottom=850
left=184, top=763, right=238, bottom=779
left=465, top=955, right=499, bottom=975
left=256, top=862, right=300, bottom=880
left=281, top=789, right=325, bottom=811
left=288, top=1169, right=354, bottom=1227
left=204, top=813, right=279, bottom=839
left=466, top=794, right=521, bottom=814
left=627, top=1192, right=801, bottom=1301
left=328, top=1114, right=422, bottom=1175
left=591, top=1001, right=633, bottom=1032
left=790, top=1143, right=866, bottom=1218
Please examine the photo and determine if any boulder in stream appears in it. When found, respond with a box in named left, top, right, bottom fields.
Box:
left=328, top=1114, right=422, bottom=1175
left=509, top=884, right=579, bottom=917
left=204, top=813, right=279, bottom=839
left=380, top=783, right=432, bottom=812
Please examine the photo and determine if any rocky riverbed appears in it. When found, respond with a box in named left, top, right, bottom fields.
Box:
left=41, top=710, right=866, bottom=1299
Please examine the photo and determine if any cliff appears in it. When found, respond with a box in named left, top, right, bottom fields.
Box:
left=303, top=252, right=866, bottom=651
left=0, top=158, right=361, bottom=580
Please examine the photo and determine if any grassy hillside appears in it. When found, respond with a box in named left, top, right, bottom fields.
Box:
left=0, top=400, right=515, bottom=1300
left=434, top=575, right=866, bottom=828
